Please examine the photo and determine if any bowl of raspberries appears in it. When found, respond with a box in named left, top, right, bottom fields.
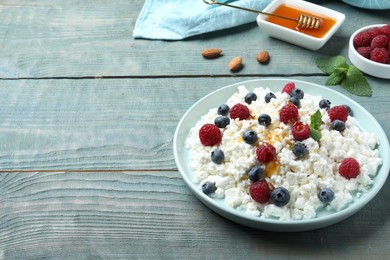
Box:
left=349, top=24, right=390, bottom=79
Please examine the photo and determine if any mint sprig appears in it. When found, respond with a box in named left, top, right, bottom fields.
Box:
left=315, top=56, right=372, bottom=97
left=310, top=110, right=322, bottom=141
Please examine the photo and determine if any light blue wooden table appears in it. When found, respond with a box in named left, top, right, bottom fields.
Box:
left=0, top=1, right=389, bottom=259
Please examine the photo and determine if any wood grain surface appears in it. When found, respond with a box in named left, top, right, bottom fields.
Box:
left=0, top=0, right=389, bottom=259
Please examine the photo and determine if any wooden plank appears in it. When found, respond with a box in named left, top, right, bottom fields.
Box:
left=0, top=1, right=388, bottom=78
left=1, top=170, right=389, bottom=259
left=0, top=76, right=388, bottom=170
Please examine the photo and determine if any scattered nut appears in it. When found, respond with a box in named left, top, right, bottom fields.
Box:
left=201, top=48, right=223, bottom=59
left=257, top=50, right=270, bottom=64
left=228, top=56, right=243, bottom=71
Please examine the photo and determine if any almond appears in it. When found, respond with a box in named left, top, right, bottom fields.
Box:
left=201, top=48, right=222, bottom=59
left=257, top=50, right=270, bottom=64
left=228, top=56, right=242, bottom=71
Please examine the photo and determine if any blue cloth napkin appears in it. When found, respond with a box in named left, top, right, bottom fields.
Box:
left=133, top=0, right=271, bottom=40
left=133, top=0, right=390, bottom=40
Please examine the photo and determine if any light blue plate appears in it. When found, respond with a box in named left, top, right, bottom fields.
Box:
left=173, top=79, right=390, bottom=232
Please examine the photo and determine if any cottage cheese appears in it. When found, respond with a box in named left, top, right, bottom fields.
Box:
left=186, top=85, right=383, bottom=220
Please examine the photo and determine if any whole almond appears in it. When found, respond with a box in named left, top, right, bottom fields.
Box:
left=257, top=50, right=270, bottom=64
left=201, top=48, right=222, bottom=59
left=228, top=56, right=242, bottom=71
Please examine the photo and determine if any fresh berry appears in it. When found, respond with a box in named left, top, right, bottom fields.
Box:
left=339, top=158, right=360, bottom=179
left=214, top=116, right=230, bottom=128
left=281, top=82, right=295, bottom=95
left=292, top=142, right=308, bottom=159
left=343, top=105, right=353, bottom=116
left=328, top=105, right=349, bottom=122
left=370, top=47, right=389, bottom=64
left=202, top=181, right=216, bottom=195
left=370, top=34, right=389, bottom=49
left=258, top=114, right=271, bottom=127
left=265, top=92, right=276, bottom=103
left=319, top=99, right=331, bottom=110
left=318, top=188, right=335, bottom=203
left=279, top=103, right=299, bottom=124
left=270, top=187, right=290, bottom=207
left=211, top=148, right=225, bottom=164
left=291, top=121, right=310, bottom=141
left=230, top=103, right=250, bottom=120
left=353, top=31, right=372, bottom=48
left=380, top=24, right=390, bottom=36
left=217, top=104, right=230, bottom=116
left=357, top=46, right=372, bottom=59
left=291, top=88, right=304, bottom=99
left=245, top=92, right=257, bottom=104
left=248, top=165, right=264, bottom=182
left=199, top=123, right=222, bottom=146
left=289, top=96, right=301, bottom=108
left=249, top=181, right=270, bottom=204
left=256, top=143, right=276, bottom=163
left=243, top=130, right=258, bottom=144
left=367, top=27, right=383, bottom=38
left=331, top=120, right=346, bottom=131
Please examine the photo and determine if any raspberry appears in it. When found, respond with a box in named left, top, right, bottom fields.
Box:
left=199, top=123, right=222, bottom=146
left=230, top=103, right=250, bottom=120
left=327, top=105, right=349, bottom=122
left=357, top=46, right=372, bottom=59
left=256, top=143, right=276, bottom=163
left=291, top=121, right=310, bottom=141
left=249, top=180, right=271, bottom=204
left=370, top=35, right=389, bottom=49
left=339, top=158, right=360, bottom=179
left=281, top=82, right=295, bottom=95
left=279, top=103, right=299, bottom=124
left=380, top=24, right=390, bottom=36
left=353, top=31, right=372, bottom=48
left=367, top=27, right=383, bottom=38
left=370, top=47, right=389, bottom=64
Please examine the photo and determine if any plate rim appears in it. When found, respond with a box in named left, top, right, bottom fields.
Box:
left=173, top=78, right=390, bottom=231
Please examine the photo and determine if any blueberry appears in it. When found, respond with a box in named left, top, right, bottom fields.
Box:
left=211, top=148, right=225, bottom=164
left=318, top=188, right=334, bottom=203
left=331, top=120, right=345, bottom=131
left=214, top=116, right=230, bottom=128
left=245, top=92, right=257, bottom=104
left=217, top=104, right=230, bottom=116
left=292, top=142, right=307, bottom=158
left=243, top=130, right=258, bottom=144
left=270, top=187, right=290, bottom=207
left=289, top=96, right=301, bottom=108
left=291, top=88, right=304, bottom=99
left=265, top=92, right=276, bottom=103
left=319, top=99, right=331, bottom=110
left=258, top=114, right=272, bottom=127
left=344, top=105, right=353, bottom=116
left=202, top=181, right=216, bottom=195
left=248, top=165, right=264, bottom=182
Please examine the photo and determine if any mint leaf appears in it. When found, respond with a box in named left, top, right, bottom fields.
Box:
left=326, top=67, right=347, bottom=85
left=316, top=56, right=373, bottom=97
left=341, top=65, right=372, bottom=97
left=310, top=110, right=322, bottom=141
left=310, top=110, right=322, bottom=129
left=310, top=128, right=322, bottom=141
left=316, top=56, right=348, bottom=75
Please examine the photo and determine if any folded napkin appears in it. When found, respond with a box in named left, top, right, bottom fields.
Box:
left=133, top=0, right=271, bottom=40
left=133, top=0, right=390, bottom=40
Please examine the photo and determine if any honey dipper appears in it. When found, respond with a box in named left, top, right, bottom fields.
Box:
left=203, top=0, right=322, bottom=29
